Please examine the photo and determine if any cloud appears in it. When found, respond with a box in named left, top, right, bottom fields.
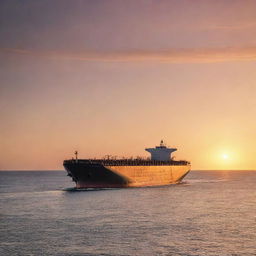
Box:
left=1, top=47, right=256, bottom=63
left=207, top=22, right=256, bottom=31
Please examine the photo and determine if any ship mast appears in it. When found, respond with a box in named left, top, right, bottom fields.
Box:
left=75, top=151, right=78, bottom=162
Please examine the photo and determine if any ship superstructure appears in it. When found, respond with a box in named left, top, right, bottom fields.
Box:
left=63, top=141, right=190, bottom=188
left=145, top=140, right=177, bottom=161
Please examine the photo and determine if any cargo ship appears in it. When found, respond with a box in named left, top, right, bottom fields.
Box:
left=63, top=141, right=191, bottom=188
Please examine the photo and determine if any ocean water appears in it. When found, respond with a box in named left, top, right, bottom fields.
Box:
left=0, top=171, right=255, bottom=256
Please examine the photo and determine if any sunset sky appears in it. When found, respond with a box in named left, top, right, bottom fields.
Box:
left=0, top=0, right=256, bottom=170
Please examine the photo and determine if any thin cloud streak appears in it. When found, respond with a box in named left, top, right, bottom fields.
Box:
left=207, top=22, right=256, bottom=31
left=2, top=47, right=256, bottom=63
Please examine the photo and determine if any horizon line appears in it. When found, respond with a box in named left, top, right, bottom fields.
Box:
left=1, top=169, right=256, bottom=172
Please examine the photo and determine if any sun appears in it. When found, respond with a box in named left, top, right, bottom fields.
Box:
left=214, top=149, right=238, bottom=169
left=222, top=154, right=229, bottom=160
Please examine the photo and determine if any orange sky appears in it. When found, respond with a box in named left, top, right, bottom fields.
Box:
left=0, top=0, right=256, bottom=170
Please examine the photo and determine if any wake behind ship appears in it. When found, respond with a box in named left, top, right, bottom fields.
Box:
left=63, top=141, right=191, bottom=188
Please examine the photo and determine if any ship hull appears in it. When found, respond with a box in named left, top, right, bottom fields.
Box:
left=64, top=162, right=191, bottom=188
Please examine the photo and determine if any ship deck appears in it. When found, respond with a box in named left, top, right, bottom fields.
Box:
left=64, top=159, right=190, bottom=166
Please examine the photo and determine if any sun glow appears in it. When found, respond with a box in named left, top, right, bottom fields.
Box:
left=222, top=154, right=229, bottom=160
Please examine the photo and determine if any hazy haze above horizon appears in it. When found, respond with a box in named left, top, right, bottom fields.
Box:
left=0, top=0, right=256, bottom=170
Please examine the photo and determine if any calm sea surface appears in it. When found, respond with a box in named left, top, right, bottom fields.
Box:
left=0, top=170, right=255, bottom=256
